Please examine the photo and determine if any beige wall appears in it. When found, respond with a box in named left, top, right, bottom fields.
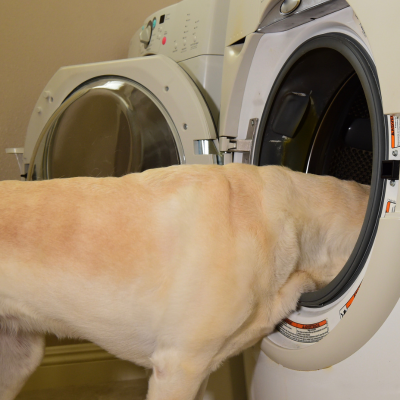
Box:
left=0, top=0, right=177, bottom=181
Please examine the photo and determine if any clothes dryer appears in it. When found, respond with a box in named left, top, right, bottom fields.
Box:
left=218, top=0, right=400, bottom=398
left=6, top=1, right=249, bottom=399
left=15, top=0, right=230, bottom=182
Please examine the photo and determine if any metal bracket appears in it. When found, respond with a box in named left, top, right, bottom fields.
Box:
left=193, top=140, right=219, bottom=156
left=193, top=139, right=224, bottom=165
left=219, top=118, right=259, bottom=164
left=219, top=137, right=251, bottom=152
left=5, top=147, right=26, bottom=178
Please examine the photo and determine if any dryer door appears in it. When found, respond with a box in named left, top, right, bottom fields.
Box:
left=24, top=55, right=218, bottom=180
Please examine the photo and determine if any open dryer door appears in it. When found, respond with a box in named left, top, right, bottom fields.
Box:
left=23, top=55, right=218, bottom=180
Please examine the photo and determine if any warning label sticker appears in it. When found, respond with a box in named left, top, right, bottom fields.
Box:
left=388, top=115, right=400, bottom=148
left=277, top=318, right=329, bottom=343
left=339, top=284, right=361, bottom=319
left=386, top=200, right=397, bottom=214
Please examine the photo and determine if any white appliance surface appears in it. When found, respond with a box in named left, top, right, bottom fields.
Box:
left=128, top=0, right=229, bottom=125
left=128, top=0, right=229, bottom=61
left=246, top=291, right=400, bottom=399
left=226, top=4, right=400, bottom=398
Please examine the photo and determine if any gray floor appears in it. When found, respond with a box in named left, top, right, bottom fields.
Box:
left=16, top=379, right=148, bottom=400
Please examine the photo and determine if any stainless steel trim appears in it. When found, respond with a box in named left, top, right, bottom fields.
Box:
left=193, top=140, right=223, bottom=165
left=258, top=0, right=349, bottom=34
left=193, top=139, right=219, bottom=156
left=193, top=139, right=221, bottom=164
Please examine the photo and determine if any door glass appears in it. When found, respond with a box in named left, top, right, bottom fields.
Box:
left=29, top=77, right=184, bottom=180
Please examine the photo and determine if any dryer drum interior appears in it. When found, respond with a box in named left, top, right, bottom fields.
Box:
left=254, top=33, right=386, bottom=307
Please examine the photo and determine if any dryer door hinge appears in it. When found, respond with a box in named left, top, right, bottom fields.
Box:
left=219, top=137, right=252, bottom=152
left=219, top=118, right=259, bottom=164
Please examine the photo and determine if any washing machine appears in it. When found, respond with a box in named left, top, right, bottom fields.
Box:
left=12, top=0, right=230, bottom=182
left=216, top=0, right=400, bottom=398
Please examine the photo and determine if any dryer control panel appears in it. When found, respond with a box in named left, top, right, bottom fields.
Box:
left=128, top=0, right=229, bottom=62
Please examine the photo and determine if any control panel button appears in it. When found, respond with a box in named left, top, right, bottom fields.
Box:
left=162, top=37, right=167, bottom=45
left=152, top=17, right=157, bottom=28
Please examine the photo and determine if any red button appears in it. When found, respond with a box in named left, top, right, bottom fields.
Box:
left=162, top=37, right=167, bottom=45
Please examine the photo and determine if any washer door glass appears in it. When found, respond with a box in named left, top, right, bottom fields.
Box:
left=28, top=77, right=184, bottom=180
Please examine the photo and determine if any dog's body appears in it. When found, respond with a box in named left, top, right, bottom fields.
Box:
left=0, top=164, right=369, bottom=400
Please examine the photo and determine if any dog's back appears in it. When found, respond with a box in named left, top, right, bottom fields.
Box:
left=0, top=164, right=369, bottom=400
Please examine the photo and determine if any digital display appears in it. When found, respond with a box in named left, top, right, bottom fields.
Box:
left=160, top=14, right=165, bottom=24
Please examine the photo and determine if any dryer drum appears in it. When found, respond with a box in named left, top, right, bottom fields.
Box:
left=254, top=33, right=387, bottom=307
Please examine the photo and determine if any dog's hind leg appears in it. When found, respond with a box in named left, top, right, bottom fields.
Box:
left=0, top=329, right=45, bottom=400
left=146, top=349, right=211, bottom=400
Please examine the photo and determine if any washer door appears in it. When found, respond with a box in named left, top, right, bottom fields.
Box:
left=24, top=55, right=218, bottom=180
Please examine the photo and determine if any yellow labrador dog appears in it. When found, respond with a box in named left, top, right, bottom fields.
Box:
left=0, top=164, right=369, bottom=400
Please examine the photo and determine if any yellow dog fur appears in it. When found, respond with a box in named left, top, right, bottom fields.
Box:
left=0, top=164, right=369, bottom=400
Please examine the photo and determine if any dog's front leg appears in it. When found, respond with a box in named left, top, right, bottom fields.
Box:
left=0, top=329, right=45, bottom=400
left=269, top=271, right=317, bottom=327
left=146, top=349, right=211, bottom=400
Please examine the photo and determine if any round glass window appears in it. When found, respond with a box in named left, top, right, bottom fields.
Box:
left=28, top=77, right=184, bottom=180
